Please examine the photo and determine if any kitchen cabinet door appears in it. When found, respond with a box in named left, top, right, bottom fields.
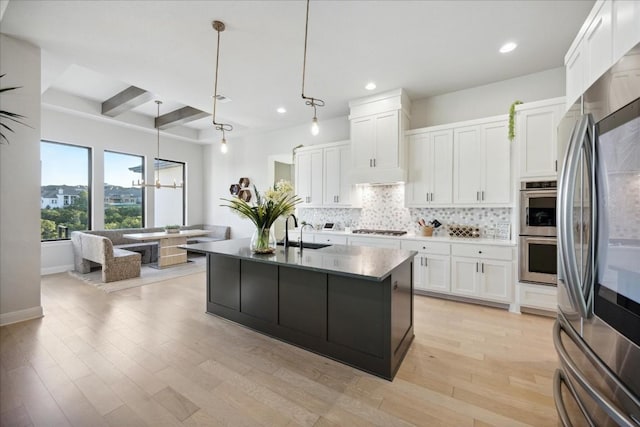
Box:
left=517, top=101, right=563, bottom=180
left=479, top=259, right=512, bottom=302
left=374, top=111, right=400, bottom=170
left=565, top=40, right=585, bottom=109
left=430, top=129, right=454, bottom=205
left=451, top=256, right=480, bottom=297
left=295, top=149, right=323, bottom=207
left=453, top=125, right=482, bottom=204
left=613, top=0, right=640, bottom=62
left=323, top=144, right=351, bottom=206
left=351, top=116, right=375, bottom=171
left=422, top=254, right=450, bottom=293
left=350, top=109, right=406, bottom=184
left=406, top=133, right=430, bottom=206
left=584, top=0, right=613, bottom=89
left=481, top=121, right=511, bottom=204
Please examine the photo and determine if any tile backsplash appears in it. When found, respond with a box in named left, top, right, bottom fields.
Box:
left=298, top=184, right=513, bottom=238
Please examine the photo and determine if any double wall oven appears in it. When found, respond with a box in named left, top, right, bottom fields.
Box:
left=519, top=180, right=557, bottom=286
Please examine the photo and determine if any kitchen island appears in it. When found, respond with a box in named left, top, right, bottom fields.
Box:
left=182, top=238, right=416, bottom=380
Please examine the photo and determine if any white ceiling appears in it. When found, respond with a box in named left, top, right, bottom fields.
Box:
left=0, top=0, right=594, bottom=142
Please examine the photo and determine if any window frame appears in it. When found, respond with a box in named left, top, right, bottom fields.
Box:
left=155, top=157, right=186, bottom=226
left=104, top=149, right=146, bottom=229
left=40, top=140, right=92, bottom=241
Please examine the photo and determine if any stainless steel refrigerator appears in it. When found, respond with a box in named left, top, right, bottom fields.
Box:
left=555, top=42, right=640, bottom=426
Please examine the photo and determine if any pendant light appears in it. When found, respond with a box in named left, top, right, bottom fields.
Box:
left=301, top=0, right=324, bottom=136
left=133, top=100, right=183, bottom=189
left=212, top=20, right=233, bottom=153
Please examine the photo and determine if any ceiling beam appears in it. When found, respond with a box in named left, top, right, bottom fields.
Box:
left=155, top=106, right=210, bottom=130
left=101, top=86, right=153, bottom=117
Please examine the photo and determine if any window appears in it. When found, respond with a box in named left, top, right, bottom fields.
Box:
left=104, top=151, right=144, bottom=229
left=154, top=159, right=185, bottom=226
left=40, top=141, right=91, bottom=240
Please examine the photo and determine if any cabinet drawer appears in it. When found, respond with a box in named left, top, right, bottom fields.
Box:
left=401, top=240, right=450, bottom=255
left=451, top=244, right=513, bottom=261
left=315, top=234, right=348, bottom=245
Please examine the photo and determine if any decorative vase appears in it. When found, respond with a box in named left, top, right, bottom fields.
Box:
left=250, top=226, right=276, bottom=254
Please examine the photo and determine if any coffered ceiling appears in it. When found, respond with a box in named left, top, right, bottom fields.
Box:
left=0, top=0, right=594, bottom=142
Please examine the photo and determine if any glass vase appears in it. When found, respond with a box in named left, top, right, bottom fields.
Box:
left=250, top=226, right=276, bottom=254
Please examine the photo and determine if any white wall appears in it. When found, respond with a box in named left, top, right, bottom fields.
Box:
left=410, top=67, right=565, bottom=128
left=40, top=106, right=205, bottom=274
left=204, top=116, right=349, bottom=238
left=0, top=34, right=43, bottom=325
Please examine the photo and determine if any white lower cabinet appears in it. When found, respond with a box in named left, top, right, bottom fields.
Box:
left=401, top=240, right=451, bottom=292
left=450, top=244, right=513, bottom=303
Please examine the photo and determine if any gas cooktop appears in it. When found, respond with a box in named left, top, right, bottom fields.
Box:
left=352, top=229, right=407, bottom=236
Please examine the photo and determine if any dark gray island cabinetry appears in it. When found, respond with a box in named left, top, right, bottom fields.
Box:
left=183, top=238, right=416, bottom=380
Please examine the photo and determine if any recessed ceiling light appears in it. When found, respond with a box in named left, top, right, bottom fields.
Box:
left=277, top=107, right=286, bottom=114
left=365, top=82, right=377, bottom=91
left=499, top=42, right=517, bottom=54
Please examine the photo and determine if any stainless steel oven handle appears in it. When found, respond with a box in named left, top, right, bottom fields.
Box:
left=554, top=368, right=595, bottom=427
left=557, top=114, right=594, bottom=318
left=554, top=317, right=640, bottom=426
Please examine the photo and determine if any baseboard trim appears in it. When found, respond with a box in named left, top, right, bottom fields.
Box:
left=41, top=264, right=74, bottom=275
left=0, top=306, right=44, bottom=326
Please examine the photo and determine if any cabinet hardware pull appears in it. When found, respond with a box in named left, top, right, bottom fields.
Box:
left=481, top=263, right=484, bottom=273
left=393, top=281, right=399, bottom=290
left=555, top=160, right=558, bottom=171
left=420, top=257, right=424, bottom=266
left=373, top=158, right=376, bottom=167
left=482, top=190, right=485, bottom=201
left=476, top=262, right=479, bottom=272
left=476, top=191, right=480, bottom=201
left=369, top=159, right=372, bottom=167
left=431, top=192, right=434, bottom=202
left=425, top=258, right=428, bottom=267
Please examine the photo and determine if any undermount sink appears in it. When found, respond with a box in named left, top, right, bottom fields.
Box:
left=277, top=241, right=331, bottom=249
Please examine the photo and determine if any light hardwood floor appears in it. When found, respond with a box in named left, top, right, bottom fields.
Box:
left=1, top=270, right=559, bottom=426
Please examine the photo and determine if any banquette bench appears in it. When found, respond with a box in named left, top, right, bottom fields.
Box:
left=71, top=224, right=230, bottom=282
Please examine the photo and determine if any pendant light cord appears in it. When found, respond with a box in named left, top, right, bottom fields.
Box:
left=212, top=20, right=233, bottom=133
left=301, top=0, right=324, bottom=109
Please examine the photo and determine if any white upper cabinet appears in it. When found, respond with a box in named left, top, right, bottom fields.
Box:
left=613, top=0, right=640, bottom=61
left=453, top=119, right=511, bottom=206
left=516, top=97, right=565, bottom=180
left=480, top=121, right=511, bottom=204
left=565, top=39, right=585, bottom=108
left=349, top=89, right=410, bottom=184
left=584, top=0, right=613, bottom=89
left=323, top=143, right=353, bottom=206
left=296, top=141, right=359, bottom=209
left=565, top=0, right=640, bottom=111
left=295, top=148, right=323, bottom=207
left=453, top=125, right=482, bottom=204
left=405, top=129, right=453, bottom=207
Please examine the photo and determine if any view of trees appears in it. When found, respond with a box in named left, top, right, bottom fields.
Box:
left=40, top=190, right=143, bottom=240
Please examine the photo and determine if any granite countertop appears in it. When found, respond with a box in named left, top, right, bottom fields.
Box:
left=181, top=238, right=416, bottom=282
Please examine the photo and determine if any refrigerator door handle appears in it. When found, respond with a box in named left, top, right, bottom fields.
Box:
left=553, top=368, right=595, bottom=427
left=557, top=114, right=595, bottom=318
left=554, top=317, right=640, bottom=425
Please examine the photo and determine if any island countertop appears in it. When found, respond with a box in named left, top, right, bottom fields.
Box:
left=181, top=238, right=416, bottom=282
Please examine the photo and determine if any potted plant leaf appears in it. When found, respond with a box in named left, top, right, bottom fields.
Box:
left=0, top=74, right=29, bottom=144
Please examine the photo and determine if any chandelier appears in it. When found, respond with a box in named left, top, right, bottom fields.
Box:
left=301, top=0, right=324, bottom=136
left=133, top=100, right=183, bottom=189
left=212, top=20, right=233, bottom=153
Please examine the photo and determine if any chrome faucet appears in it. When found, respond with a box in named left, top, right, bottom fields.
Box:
left=299, top=223, right=314, bottom=252
left=284, top=214, right=298, bottom=249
